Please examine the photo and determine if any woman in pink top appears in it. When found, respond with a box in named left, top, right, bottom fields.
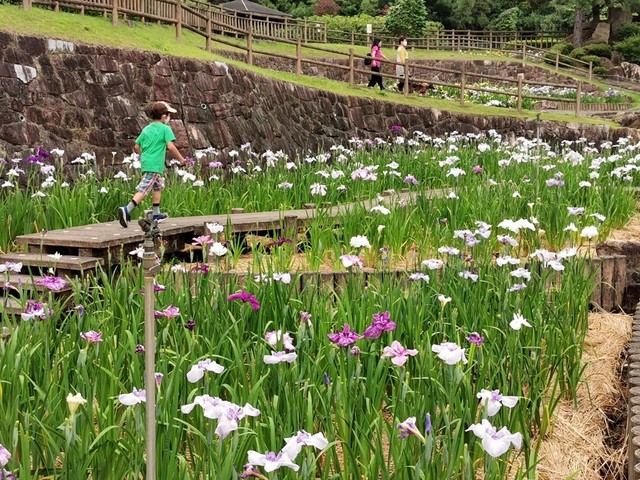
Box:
left=367, top=37, right=388, bottom=90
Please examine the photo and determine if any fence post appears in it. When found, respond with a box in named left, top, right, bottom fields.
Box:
left=403, top=62, right=409, bottom=97
left=451, top=30, right=455, bottom=51
left=488, top=30, right=492, bottom=52
left=467, top=29, right=470, bottom=50
left=247, top=27, right=253, bottom=66
left=555, top=52, right=559, bottom=70
left=303, top=19, right=308, bottom=43
left=175, top=0, right=182, bottom=41
left=205, top=8, right=212, bottom=51
left=111, top=0, right=118, bottom=25
left=323, top=24, right=327, bottom=43
left=296, top=39, right=302, bottom=75
left=589, top=61, right=593, bottom=81
left=521, top=42, right=526, bottom=65
left=517, top=73, right=523, bottom=112
left=351, top=31, right=355, bottom=45
left=22, top=0, right=31, bottom=10
left=575, top=80, right=582, bottom=117
left=460, top=63, right=466, bottom=105
left=348, top=48, right=355, bottom=86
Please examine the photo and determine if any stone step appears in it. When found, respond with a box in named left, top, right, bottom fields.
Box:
left=0, top=252, right=103, bottom=274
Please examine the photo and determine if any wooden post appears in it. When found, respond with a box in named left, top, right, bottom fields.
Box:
left=175, top=0, right=182, bottom=41
left=451, top=30, right=455, bottom=51
left=521, top=42, right=526, bottom=65
left=348, top=48, right=355, bottom=86
left=351, top=31, right=355, bottom=45
left=460, top=63, right=466, bottom=105
left=555, top=51, right=559, bottom=70
left=206, top=10, right=211, bottom=52
left=111, top=0, right=118, bottom=25
left=613, top=254, right=627, bottom=309
left=467, top=29, right=470, bottom=51
left=590, top=257, right=602, bottom=309
left=323, top=23, right=327, bottom=43
left=303, top=19, right=307, bottom=43
left=589, top=61, right=593, bottom=81
left=296, top=39, right=302, bottom=75
left=22, top=0, right=31, bottom=10
left=601, top=255, right=615, bottom=311
left=403, top=62, right=409, bottom=97
left=517, top=73, right=523, bottom=112
left=575, top=80, right=582, bottom=117
left=247, top=28, right=253, bottom=65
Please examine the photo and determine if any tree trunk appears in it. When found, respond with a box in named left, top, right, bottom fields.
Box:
left=573, top=4, right=584, bottom=48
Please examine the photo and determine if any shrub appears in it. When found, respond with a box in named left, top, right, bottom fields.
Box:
left=611, top=23, right=640, bottom=43
left=580, top=55, right=602, bottom=67
left=543, top=41, right=573, bottom=65
left=570, top=47, right=587, bottom=59
left=593, top=66, right=609, bottom=75
left=487, top=6, right=520, bottom=31
left=614, top=35, right=640, bottom=64
left=581, top=42, right=612, bottom=59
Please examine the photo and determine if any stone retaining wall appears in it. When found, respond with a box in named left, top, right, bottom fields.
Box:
left=1, top=31, right=638, bottom=165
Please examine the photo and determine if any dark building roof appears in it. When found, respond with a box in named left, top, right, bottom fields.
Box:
left=219, top=0, right=292, bottom=17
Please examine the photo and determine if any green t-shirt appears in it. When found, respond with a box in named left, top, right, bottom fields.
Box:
left=135, top=122, right=176, bottom=174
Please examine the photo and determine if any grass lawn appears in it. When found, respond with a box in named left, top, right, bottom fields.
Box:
left=0, top=3, right=633, bottom=125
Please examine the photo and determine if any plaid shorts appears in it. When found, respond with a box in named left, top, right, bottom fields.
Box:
left=136, top=172, right=165, bottom=195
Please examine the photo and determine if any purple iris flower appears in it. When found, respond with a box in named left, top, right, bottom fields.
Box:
left=184, top=318, right=196, bottom=330
left=227, top=290, right=261, bottom=311
left=363, top=311, right=396, bottom=339
left=466, top=332, right=484, bottom=346
left=327, top=324, right=362, bottom=347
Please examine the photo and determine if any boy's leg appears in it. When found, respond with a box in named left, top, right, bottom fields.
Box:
left=118, top=174, right=153, bottom=228
left=151, top=176, right=168, bottom=221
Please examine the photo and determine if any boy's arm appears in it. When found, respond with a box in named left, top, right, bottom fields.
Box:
left=166, top=141, right=186, bottom=165
left=133, top=143, right=141, bottom=154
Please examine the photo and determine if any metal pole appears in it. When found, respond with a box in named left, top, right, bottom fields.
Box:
left=140, top=213, right=160, bottom=480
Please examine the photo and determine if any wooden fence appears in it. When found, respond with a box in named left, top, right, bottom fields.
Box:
left=18, top=0, right=612, bottom=116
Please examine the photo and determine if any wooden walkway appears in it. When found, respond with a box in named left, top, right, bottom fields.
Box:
left=8, top=190, right=428, bottom=271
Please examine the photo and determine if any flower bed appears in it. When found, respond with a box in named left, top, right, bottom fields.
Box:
left=1, top=132, right=640, bottom=478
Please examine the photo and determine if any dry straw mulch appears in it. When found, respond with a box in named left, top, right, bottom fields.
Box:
left=536, top=313, right=631, bottom=480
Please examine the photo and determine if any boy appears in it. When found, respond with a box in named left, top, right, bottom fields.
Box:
left=118, top=101, right=186, bottom=228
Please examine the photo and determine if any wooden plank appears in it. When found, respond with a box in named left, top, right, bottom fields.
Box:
left=0, top=252, right=103, bottom=270
left=601, top=255, right=615, bottom=311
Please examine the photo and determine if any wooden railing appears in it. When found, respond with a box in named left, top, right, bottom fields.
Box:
left=17, top=0, right=617, bottom=116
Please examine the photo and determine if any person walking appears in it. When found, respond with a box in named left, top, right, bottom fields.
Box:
left=367, top=37, right=387, bottom=90
left=396, top=36, right=408, bottom=92
left=117, top=101, right=187, bottom=228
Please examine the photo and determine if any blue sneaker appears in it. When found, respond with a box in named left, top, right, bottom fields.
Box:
left=153, top=212, right=169, bottom=222
left=117, top=207, right=130, bottom=228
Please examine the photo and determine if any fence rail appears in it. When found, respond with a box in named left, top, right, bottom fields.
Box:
left=16, top=0, right=619, bottom=117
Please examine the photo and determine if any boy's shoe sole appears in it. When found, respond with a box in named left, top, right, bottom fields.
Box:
left=117, top=207, right=130, bottom=228
left=153, top=213, right=169, bottom=222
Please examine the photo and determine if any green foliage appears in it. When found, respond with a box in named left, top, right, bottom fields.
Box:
left=581, top=42, right=612, bottom=59
left=359, top=0, right=380, bottom=16
left=579, top=54, right=602, bottom=66
left=611, top=23, right=640, bottom=43
left=311, top=14, right=385, bottom=38
left=614, top=34, right=640, bottom=64
left=551, top=41, right=574, bottom=55
left=592, top=66, right=609, bottom=75
left=383, top=0, right=430, bottom=36
left=487, top=6, right=521, bottom=31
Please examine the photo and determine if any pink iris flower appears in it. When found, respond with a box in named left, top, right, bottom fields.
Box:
left=382, top=340, right=418, bottom=366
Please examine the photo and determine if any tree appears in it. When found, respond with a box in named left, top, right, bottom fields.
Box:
left=360, top=0, right=380, bottom=16
left=314, top=0, right=340, bottom=15
left=384, top=0, right=429, bottom=36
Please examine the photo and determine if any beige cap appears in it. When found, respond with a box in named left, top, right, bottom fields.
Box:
left=151, top=101, right=177, bottom=117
